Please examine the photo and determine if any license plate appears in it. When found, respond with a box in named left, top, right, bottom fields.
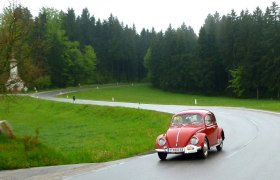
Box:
left=168, top=148, right=184, bottom=153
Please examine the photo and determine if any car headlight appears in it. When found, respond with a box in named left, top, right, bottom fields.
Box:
left=190, top=137, right=199, bottom=145
left=158, top=137, right=166, bottom=146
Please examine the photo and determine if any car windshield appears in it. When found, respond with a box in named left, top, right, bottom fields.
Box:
left=171, top=113, right=203, bottom=125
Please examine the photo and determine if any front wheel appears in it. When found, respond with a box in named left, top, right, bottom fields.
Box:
left=199, top=138, right=209, bottom=159
left=158, top=152, right=167, bottom=160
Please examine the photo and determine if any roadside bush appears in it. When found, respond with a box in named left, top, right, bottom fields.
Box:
left=33, top=76, right=51, bottom=89
left=23, top=128, right=40, bottom=151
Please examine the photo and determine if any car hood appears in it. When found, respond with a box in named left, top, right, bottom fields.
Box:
left=166, top=126, right=203, bottom=148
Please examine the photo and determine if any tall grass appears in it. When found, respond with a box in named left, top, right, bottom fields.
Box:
left=0, top=96, right=170, bottom=169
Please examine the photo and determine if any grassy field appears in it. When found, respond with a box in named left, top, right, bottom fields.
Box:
left=0, top=96, right=170, bottom=170
left=62, top=84, right=280, bottom=112
left=1, top=84, right=279, bottom=169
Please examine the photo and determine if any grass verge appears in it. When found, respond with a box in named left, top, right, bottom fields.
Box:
left=62, top=84, right=280, bottom=112
left=0, top=96, right=170, bottom=170
left=0, top=135, right=68, bottom=169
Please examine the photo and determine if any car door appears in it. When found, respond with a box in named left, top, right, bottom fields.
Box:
left=204, top=113, right=218, bottom=146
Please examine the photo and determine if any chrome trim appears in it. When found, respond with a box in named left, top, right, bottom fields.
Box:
left=155, top=149, right=166, bottom=152
left=158, top=137, right=166, bottom=146
left=176, top=127, right=183, bottom=147
left=209, top=138, right=223, bottom=148
left=156, top=145, right=202, bottom=154
left=210, top=144, right=219, bottom=148
left=190, top=137, right=199, bottom=145
left=202, top=140, right=208, bottom=157
left=185, top=145, right=201, bottom=154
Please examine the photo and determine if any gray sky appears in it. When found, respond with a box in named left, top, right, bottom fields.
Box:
left=1, top=0, right=275, bottom=34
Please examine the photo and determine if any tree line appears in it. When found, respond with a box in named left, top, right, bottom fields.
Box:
left=0, top=4, right=155, bottom=89
left=145, top=2, right=280, bottom=99
left=0, top=2, right=279, bottom=98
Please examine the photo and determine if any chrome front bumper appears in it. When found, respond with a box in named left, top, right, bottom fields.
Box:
left=155, top=145, right=201, bottom=154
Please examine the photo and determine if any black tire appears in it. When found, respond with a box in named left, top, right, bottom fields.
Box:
left=216, top=139, right=223, bottom=151
left=158, top=152, right=167, bottom=160
left=199, top=138, right=209, bottom=159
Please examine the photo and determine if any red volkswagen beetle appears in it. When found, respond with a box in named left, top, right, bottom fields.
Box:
left=155, top=109, right=225, bottom=160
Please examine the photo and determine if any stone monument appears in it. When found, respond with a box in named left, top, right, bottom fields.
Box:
left=0, top=120, right=16, bottom=138
left=6, top=54, right=24, bottom=93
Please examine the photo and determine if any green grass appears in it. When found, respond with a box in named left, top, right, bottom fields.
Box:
left=62, top=84, right=280, bottom=112
left=0, top=96, right=170, bottom=170
left=0, top=135, right=68, bottom=169
left=1, top=84, right=279, bottom=169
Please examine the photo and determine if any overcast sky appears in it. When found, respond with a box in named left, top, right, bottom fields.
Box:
left=1, top=0, right=275, bottom=34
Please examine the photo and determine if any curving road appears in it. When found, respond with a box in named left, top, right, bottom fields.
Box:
left=2, top=87, right=280, bottom=180
left=64, top=108, right=280, bottom=180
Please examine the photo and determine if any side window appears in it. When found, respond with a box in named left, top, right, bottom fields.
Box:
left=205, top=115, right=212, bottom=125
left=211, top=113, right=217, bottom=123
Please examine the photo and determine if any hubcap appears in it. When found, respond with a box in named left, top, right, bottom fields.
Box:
left=203, top=141, right=208, bottom=156
left=220, top=140, right=223, bottom=148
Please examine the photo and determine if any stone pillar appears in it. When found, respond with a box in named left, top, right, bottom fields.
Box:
left=6, top=55, right=24, bottom=93
left=0, top=120, right=16, bottom=139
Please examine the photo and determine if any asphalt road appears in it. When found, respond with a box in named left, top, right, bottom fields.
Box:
left=1, top=87, right=280, bottom=180
left=64, top=108, right=280, bottom=180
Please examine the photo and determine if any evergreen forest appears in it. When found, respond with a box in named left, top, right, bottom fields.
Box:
left=0, top=2, right=279, bottom=99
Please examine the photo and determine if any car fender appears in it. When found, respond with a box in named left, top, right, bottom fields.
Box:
left=193, top=133, right=207, bottom=147
left=217, top=127, right=225, bottom=140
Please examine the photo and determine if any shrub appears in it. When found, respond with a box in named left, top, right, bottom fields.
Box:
left=23, top=128, right=40, bottom=151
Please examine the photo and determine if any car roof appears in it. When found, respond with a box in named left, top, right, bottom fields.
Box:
left=174, top=109, right=212, bottom=116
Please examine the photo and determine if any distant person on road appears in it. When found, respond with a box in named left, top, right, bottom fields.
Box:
left=73, top=96, right=76, bottom=103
